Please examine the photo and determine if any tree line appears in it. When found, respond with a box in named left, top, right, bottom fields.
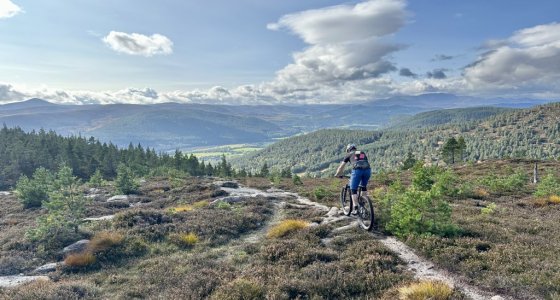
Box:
left=0, top=126, right=278, bottom=189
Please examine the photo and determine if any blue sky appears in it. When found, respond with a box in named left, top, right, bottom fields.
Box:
left=1, top=0, right=559, bottom=104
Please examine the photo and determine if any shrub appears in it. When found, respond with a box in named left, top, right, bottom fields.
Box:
left=481, top=203, right=497, bottom=215
left=292, top=174, right=303, bottom=186
left=215, top=200, right=232, bottom=210
left=26, top=166, right=89, bottom=251
left=398, top=281, right=454, bottom=300
left=477, top=169, right=528, bottom=194
left=64, top=252, right=96, bottom=268
left=115, top=164, right=139, bottom=195
left=534, top=173, right=560, bottom=197
left=549, top=195, right=560, bottom=205
left=267, top=220, right=309, bottom=239
left=15, top=167, right=53, bottom=208
left=380, top=165, right=458, bottom=238
left=170, top=232, right=199, bottom=248
left=313, top=186, right=329, bottom=201
left=88, top=169, right=104, bottom=188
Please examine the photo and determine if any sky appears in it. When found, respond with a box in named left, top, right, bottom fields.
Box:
left=0, top=0, right=559, bottom=105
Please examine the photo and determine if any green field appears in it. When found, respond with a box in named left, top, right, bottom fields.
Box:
left=189, top=143, right=264, bottom=162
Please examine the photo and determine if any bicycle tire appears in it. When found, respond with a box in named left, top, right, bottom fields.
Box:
left=357, top=196, right=375, bottom=231
left=340, top=186, right=352, bottom=216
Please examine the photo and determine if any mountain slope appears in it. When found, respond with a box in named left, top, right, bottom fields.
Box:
left=235, top=103, right=560, bottom=175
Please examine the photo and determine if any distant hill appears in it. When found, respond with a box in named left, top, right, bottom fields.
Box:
left=0, top=95, right=552, bottom=151
left=235, top=103, right=560, bottom=175
left=388, top=107, right=513, bottom=129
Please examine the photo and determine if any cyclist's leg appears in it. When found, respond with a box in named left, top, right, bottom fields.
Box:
left=349, top=169, right=360, bottom=210
left=360, top=168, right=372, bottom=198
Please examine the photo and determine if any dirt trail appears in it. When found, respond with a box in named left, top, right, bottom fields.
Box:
left=216, top=183, right=509, bottom=300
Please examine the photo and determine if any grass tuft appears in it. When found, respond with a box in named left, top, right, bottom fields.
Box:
left=549, top=195, right=560, bottom=204
left=88, top=231, right=124, bottom=253
left=171, top=205, right=194, bottom=213
left=64, top=252, right=96, bottom=267
left=170, top=232, right=199, bottom=247
left=398, top=280, right=454, bottom=300
left=267, top=219, right=309, bottom=239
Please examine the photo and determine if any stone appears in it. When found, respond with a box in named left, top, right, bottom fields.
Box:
left=107, top=195, right=129, bottom=202
left=0, top=275, right=50, bottom=288
left=212, top=196, right=243, bottom=204
left=62, top=240, right=90, bottom=255
left=85, top=194, right=105, bottom=201
left=0, top=191, right=11, bottom=196
left=491, top=296, right=505, bottom=300
left=221, top=181, right=239, bottom=189
left=83, top=215, right=115, bottom=222
left=88, top=188, right=102, bottom=194
left=33, top=262, right=63, bottom=274
left=326, top=207, right=339, bottom=217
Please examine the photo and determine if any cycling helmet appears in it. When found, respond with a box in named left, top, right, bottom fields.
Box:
left=346, top=143, right=356, bottom=153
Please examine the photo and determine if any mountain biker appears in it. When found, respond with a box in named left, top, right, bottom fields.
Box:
left=334, top=144, right=371, bottom=214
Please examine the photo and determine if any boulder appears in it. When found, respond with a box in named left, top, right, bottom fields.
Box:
left=0, top=191, right=11, bottom=196
left=326, top=207, right=339, bottom=217
left=221, top=181, right=239, bottom=189
left=62, top=240, right=90, bottom=255
left=85, top=194, right=105, bottom=201
left=33, top=262, right=63, bottom=274
left=107, top=195, right=129, bottom=202
left=88, top=188, right=102, bottom=194
left=212, top=196, right=243, bottom=204
left=83, top=215, right=115, bottom=222
left=0, top=275, right=50, bottom=288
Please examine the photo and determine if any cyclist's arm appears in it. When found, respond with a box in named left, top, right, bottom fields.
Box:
left=334, top=161, right=346, bottom=177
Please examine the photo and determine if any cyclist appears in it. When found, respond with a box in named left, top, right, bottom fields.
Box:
left=334, top=144, right=371, bottom=214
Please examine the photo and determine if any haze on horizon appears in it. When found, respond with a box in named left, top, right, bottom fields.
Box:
left=0, top=0, right=559, bottom=105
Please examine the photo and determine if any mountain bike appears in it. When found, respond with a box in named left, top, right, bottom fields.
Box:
left=338, top=175, right=375, bottom=231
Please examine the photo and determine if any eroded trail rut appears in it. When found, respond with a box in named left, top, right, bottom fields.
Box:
left=217, top=183, right=509, bottom=300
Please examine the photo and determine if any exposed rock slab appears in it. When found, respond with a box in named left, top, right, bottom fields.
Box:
left=0, top=275, right=50, bottom=288
left=62, top=239, right=90, bottom=255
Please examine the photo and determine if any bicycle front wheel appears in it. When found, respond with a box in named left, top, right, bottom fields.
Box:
left=357, top=196, right=375, bottom=231
left=340, top=186, right=351, bottom=216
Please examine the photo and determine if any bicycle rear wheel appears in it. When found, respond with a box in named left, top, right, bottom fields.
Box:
left=357, top=196, right=375, bottom=231
left=340, top=186, right=352, bottom=216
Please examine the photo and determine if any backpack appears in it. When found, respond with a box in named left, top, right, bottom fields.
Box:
left=352, top=151, right=370, bottom=170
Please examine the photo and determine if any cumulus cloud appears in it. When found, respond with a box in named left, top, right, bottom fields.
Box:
left=426, top=68, right=447, bottom=79
left=266, top=0, right=407, bottom=94
left=102, top=31, right=173, bottom=57
left=399, top=67, right=417, bottom=78
left=0, top=0, right=22, bottom=19
left=464, top=22, right=560, bottom=89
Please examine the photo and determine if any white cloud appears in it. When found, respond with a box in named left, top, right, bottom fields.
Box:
left=265, top=0, right=407, bottom=96
left=0, top=0, right=22, bottom=19
left=102, top=31, right=173, bottom=57
left=464, top=22, right=560, bottom=90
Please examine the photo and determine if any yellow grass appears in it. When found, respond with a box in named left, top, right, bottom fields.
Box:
left=267, top=219, right=309, bottom=239
left=171, top=205, right=194, bottom=213
left=170, top=232, right=199, bottom=247
left=88, top=231, right=124, bottom=253
left=64, top=252, right=96, bottom=267
left=474, top=187, right=489, bottom=198
left=549, top=195, right=560, bottom=204
left=398, top=281, right=453, bottom=300
left=192, top=200, right=210, bottom=209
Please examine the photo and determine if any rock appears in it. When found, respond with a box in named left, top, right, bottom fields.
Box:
left=62, top=240, right=90, bottom=255
left=221, top=181, right=239, bottom=189
left=0, top=275, right=50, bottom=288
left=83, top=215, right=115, bottom=222
left=491, top=296, right=505, bottom=300
left=326, top=207, right=339, bottom=217
left=0, top=191, right=11, bottom=196
left=211, top=189, right=228, bottom=198
left=33, top=262, right=63, bottom=274
left=107, top=195, right=129, bottom=202
left=88, top=188, right=102, bottom=194
left=212, top=196, right=243, bottom=204
left=85, top=194, right=105, bottom=201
